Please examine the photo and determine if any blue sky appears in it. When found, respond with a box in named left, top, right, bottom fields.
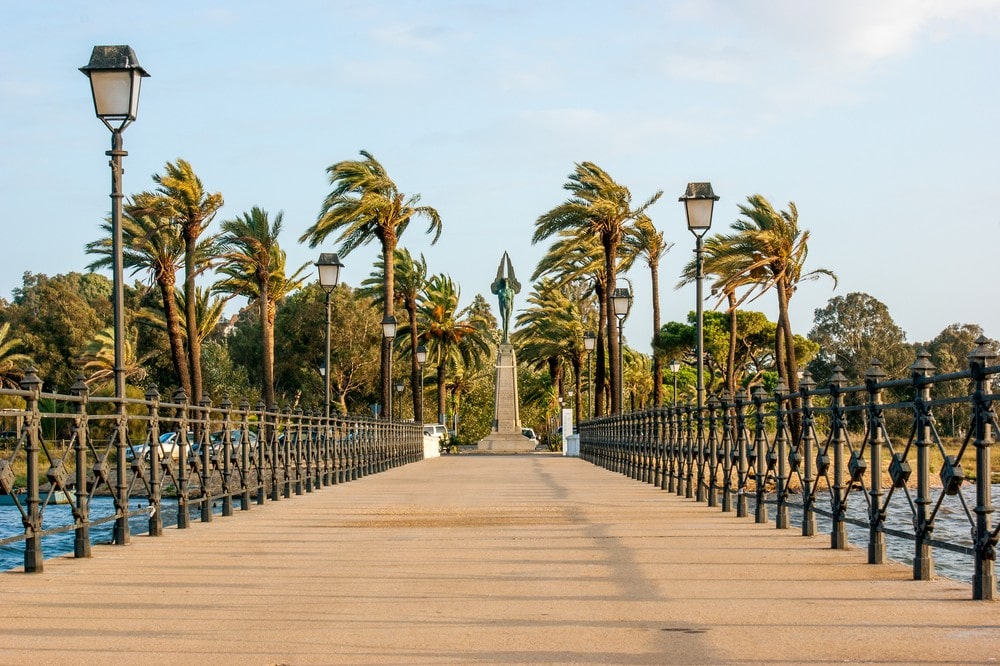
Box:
left=2, top=0, right=1000, bottom=356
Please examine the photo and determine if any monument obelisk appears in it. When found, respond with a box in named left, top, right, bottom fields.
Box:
left=478, top=252, right=533, bottom=452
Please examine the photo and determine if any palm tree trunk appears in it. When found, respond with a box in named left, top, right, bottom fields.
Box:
left=437, top=361, right=447, bottom=425
left=603, top=236, right=621, bottom=414
left=408, top=302, right=420, bottom=420
left=726, top=292, right=737, bottom=397
left=261, top=295, right=275, bottom=409
left=650, top=261, right=662, bottom=406
left=158, top=274, right=191, bottom=397
left=381, top=240, right=396, bottom=419
left=594, top=280, right=607, bottom=418
left=184, top=232, right=203, bottom=403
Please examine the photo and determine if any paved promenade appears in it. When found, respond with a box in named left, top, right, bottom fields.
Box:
left=2, top=455, right=998, bottom=664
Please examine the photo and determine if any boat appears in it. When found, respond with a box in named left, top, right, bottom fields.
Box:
left=0, top=489, right=75, bottom=506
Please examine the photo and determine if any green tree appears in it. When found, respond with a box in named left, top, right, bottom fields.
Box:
left=923, top=323, right=997, bottom=437
left=78, top=326, right=151, bottom=388
left=300, top=150, right=442, bottom=418
left=807, top=292, right=912, bottom=386
left=534, top=162, right=661, bottom=414
left=215, top=207, right=307, bottom=408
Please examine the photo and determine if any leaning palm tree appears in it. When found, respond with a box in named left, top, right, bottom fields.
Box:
left=137, top=159, right=224, bottom=402
left=713, top=195, right=837, bottom=393
left=215, top=207, right=307, bottom=408
left=300, top=150, right=441, bottom=418
left=417, top=274, right=492, bottom=425
left=0, top=322, right=31, bottom=388
left=623, top=214, right=672, bottom=406
left=359, top=248, right=428, bottom=419
left=534, top=162, right=661, bottom=414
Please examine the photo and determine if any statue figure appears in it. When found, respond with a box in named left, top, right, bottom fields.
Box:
left=491, top=252, right=521, bottom=344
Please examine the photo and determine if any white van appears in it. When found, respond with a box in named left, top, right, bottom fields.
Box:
left=423, top=423, right=448, bottom=447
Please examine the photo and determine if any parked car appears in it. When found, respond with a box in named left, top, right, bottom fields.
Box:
left=521, top=427, right=539, bottom=447
left=423, top=423, right=449, bottom=448
left=200, top=430, right=259, bottom=460
left=126, top=431, right=194, bottom=462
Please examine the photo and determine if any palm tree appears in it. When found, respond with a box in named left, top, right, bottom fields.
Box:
left=139, top=159, right=224, bottom=402
left=78, top=326, right=150, bottom=388
left=678, top=234, right=765, bottom=397
left=0, top=322, right=31, bottom=388
left=300, top=150, right=442, bottom=418
left=417, top=274, right=492, bottom=426
left=215, top=207, right=307, bottom=408
left=534, top=162, right=661, bottom=414
left=85, top=195, right=213, bottom=397
left=514, top=278, right=591, bottom=425
left=714, top=195, right=836, bottom=393
left=359, top=248, right=428, bottom=419
left=623, top=214, right=672, bottom=406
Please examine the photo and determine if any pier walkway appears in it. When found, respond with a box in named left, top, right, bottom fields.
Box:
left=2, top=455, right=998, bottom=664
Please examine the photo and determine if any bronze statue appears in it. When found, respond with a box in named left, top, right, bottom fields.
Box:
left=491, top=252, right=521, bottom=344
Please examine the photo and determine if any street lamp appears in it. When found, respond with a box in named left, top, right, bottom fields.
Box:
left=81, top=45, right=149, bottom=548
left=381, top=315, right=397, bottom=420
left=583, top=331, right=596, bottom=419
left=669, top=359, right=681, bottom=406
left=316, top=252, right=344, bottom=420
left=395, top=381, right=404, bottom=420
left=680, top=181, right=719, bottom=502
left=611, top=285, right=632, bottom=414
left=415, top=344, right=427, bottom=424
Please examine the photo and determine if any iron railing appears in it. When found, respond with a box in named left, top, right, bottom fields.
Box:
left=0, top=369, right=423, bottom=572
left=580, top=337, right=1000, bottom=600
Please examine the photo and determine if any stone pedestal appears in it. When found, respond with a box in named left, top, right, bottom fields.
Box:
left=478, top=344, right=534, bottom=452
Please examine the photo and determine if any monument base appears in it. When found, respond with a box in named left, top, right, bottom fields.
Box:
left=477, top=432, right=535, bottom=453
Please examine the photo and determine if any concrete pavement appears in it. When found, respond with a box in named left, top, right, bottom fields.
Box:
left=1, top=455, right=997, bottom=664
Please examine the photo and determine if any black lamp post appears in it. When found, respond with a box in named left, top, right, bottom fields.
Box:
left=611, top=286, right=633, bottom=415
left=680, top=181, right=719, bottom=502
left=81, top=45, right=148, bottom=547
left=415, top=344, right=427, bottom=424
left=670, top=359, right=681, bottom=406
left=316, top=253, right=344, bottom=420
left=381, top=315, right=397, bottom=420
left=395, top=381, right=404, bottom=420
left=583, top=331, right=596, bottom=419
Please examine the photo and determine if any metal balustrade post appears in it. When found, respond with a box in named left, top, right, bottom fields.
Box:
left=654, top=408, right=664, bottom=488
left=720, top=391, right=733, bottom=512
left=280, top=407, right=292, bottom=498
left=908, top=352, right=935, bottom=579
left=666, top=407, right=676, bottom=492
left=174, top=388, right=190, bottom=529
left=752, top=385, right=768, bottom=524
left=774, top=381, right=789, bottom=529
left=865, top=361, right=887, bottom=564
left=73, top=378, right=94, bottom=555
left=21, top=369, right=43, bottom=572
left=220, top=395, right=234, bottom=517
left=199, top=396, right=213, bottom=523
left=696, top=398, right=707, bottom=503
left=829, top=367, right=849, bottom=549
left=112, top=373, right=130, bottom=546
left=144, top=386, right=163, bottom=536
left=969, top=337, right=996, bottom=600
left=735, top=388, right=749, bottom=518
left=684, top=404, right=694, bottom=498
left=707, top=396, right=719, bottom=507
left=799, top=372, right=817, bottom=536
left=238, top=399, right=252, bottom=510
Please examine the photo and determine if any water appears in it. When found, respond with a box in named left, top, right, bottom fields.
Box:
left=747, top=483, right=999, bottom=586
left=0, top=496, right=220, bottom=572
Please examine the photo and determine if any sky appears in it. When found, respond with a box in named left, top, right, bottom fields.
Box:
left=2, top=0, right=1000, bottom=357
